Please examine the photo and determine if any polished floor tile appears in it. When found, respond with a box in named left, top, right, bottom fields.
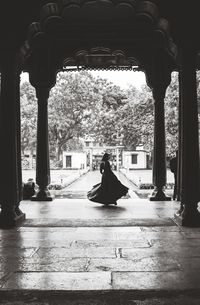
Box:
left=2, top=272, right=111, bottom=290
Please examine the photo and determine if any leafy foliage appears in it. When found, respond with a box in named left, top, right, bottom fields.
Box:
left=48, top=71, right=98, bottom=160
left=20, top=82, right=37, bottom=154
left=87, top=79, right=127, bottom=146
left=165, top=72, right=179, bottom=155
left=20, top=70, right=191, bottom=160
left=120, top=85, right=154, bottom=150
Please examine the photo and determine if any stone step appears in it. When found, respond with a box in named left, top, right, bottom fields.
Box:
left=1, top=290, right=200, bottom=305
left=22, top=217, right=176, bottom=227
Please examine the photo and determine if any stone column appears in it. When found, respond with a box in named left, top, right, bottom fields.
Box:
left=0, top=56, right=25, bottom=227
left=32, top=86, right=52, bottom=201
left=150, top=85, right=171, bottom=201
left=177, top=71, right=183, bottom=207
left=15, top=73, right=24, bottom=215
left=177, top=47, right=200, bottom=226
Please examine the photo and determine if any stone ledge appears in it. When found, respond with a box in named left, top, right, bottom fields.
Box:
left=1, top=289, right=200, bottom=304
left=2, top=271, right=200, bottom=292
left=22, top=217, right=176, bottom=227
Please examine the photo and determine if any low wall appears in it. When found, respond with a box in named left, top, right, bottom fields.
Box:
left=49, top=168, right=90, bottom=196
left=119, top=168, right=140, bottom=187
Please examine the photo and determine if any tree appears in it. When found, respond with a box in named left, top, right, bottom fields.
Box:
left=19, top=71, right=181, bottom=161
left=20, top=82, right=37, bottom=155
left=87, top=78, right=128, bottom=146
left=195, top=70, right=200, bottom=114
left=165, top=72, right=179, bottom=156
left=20, top=72, right=127, bottom=160
left=118, top=75, right=179, bottom=155
left=48, top=71, right=99, bottom=160
left=122, top=85, right=154, bottom=150
left=63, top=137, right=84, bottom=152
left=87, top=80, right=154, bottom=152
left=120, top=74, right=180, bottom=155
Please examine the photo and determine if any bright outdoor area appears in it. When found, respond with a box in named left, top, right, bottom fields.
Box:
left=21, top=69, right=195, bottom=200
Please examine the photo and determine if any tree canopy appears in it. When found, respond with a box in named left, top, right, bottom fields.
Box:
left=48, top=71, right=98, bottom=160
left=20, top=70, right=191, bottom=160
left=165, top=72, right=179, bottom=155
left=20, top=81, right=37, bottom=155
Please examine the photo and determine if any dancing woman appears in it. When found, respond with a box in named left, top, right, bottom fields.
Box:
left=87, top=153, right=129, bottom=205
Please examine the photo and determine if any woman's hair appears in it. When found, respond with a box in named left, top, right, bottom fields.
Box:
left=101, top=153, right=110, bottom=161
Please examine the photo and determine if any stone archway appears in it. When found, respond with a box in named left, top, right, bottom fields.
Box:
left=23, top=0, right=176, bottom=203
left=0, top=0, right=199, bottom=227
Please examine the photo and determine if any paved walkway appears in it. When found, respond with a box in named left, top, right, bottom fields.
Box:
left=1, top=194, right=200, bottom=304
left=54, top=170, right=139, bottom=199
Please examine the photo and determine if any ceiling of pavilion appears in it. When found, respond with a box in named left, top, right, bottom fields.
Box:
left=1, top=0, right=200, bottom=71
left=21, top=0, right=177, bottom=73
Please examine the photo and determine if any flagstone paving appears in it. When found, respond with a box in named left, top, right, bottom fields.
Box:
left=1, top=196, right=200, bottom=304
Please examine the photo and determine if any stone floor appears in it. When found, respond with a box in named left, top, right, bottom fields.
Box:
left=1, top=198, right=200, bottom=304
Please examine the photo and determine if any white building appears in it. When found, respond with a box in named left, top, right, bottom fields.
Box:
left=122, top=146, right=150, bottom=169
left=62, top=138, right=150, bottom=171
left=62, top=151, right=87, bottom=169
left=83, top=137, right=124, bottom=170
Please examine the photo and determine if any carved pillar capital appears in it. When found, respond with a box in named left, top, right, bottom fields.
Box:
left=29, top=62, right=57, bottom=94
left=35, top=85, right=50, bottom=103
left=144, top=49, right=172, bottom=92
left=152, top=84, right=167, bottom=101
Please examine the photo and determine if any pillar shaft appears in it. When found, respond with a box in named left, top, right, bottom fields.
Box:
left=15, top=74, right=23, bottom=214
left=178, top=47, right=200, bottom=226
left=177, top=71, right=183, bottom=208
left=150, top=85, right=171, bottom=201
left=32, top=86, right=52, bottom=201
left=0, top=57, right=25, bottom=227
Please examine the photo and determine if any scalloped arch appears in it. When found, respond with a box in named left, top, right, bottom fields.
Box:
left=24, top=0, right=176, bottom=65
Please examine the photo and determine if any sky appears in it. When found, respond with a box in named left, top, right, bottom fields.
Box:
left=20, top=70, right=146, bottom=90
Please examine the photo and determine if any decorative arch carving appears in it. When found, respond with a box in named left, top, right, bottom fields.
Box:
left=62, top=47, right=141, bottom=71
left=21, top=0, right=177, bottom=71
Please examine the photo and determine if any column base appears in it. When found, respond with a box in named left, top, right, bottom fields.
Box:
left=175, top=203, right=184, bottom=216
left=0, top=210, right=26, bottom=229
left=149, top=187, right=171, bottom=201
left=31, top=189, right=53, bottom=201
left=174, top=205, right=200, bottom=227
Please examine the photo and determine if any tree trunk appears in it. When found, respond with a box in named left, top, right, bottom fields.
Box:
left=55, top=145, right=62, bottom=162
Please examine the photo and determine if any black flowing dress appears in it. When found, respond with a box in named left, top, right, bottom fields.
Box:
left=87, top=160, right=129, bottom=204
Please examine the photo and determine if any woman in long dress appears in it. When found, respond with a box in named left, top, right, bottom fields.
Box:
left=87, top=153, right=129, bottom=205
